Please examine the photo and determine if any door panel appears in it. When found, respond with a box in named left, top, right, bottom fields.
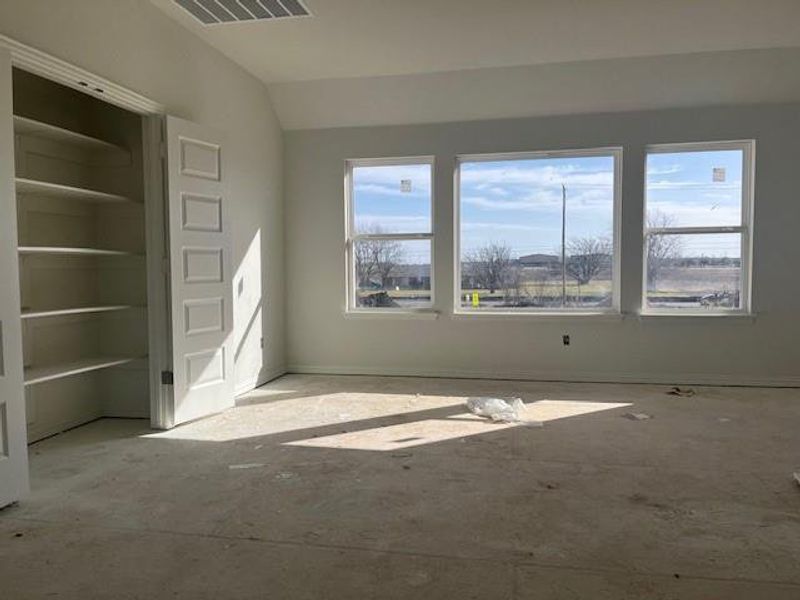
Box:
left=0, top=48, right=29, bottom=508
left=165, top=116, right=234, bottom=426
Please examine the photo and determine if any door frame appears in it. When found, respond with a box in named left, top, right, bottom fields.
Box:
left=0, top=34, right=174, bottom=430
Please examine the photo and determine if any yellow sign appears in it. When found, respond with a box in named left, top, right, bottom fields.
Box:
left=471, top=292, right=479, bottom=307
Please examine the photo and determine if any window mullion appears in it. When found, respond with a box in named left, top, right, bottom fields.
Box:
left=352, top=233, right=433, bottom=242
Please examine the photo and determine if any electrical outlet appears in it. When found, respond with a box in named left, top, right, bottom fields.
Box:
left=562, top=334, right=570, bottom=346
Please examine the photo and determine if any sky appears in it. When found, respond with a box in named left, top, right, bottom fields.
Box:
left=459, top=156, right=614, bottom=257
left=352, top=149, right=744, bottom=264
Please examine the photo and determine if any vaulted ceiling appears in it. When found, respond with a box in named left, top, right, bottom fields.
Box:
left=150, top=1, right=800, bottom=129
left=151, top=0, right=800, bottom=83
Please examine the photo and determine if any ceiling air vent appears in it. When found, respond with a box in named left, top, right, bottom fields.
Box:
left=175, top=0, right=310, bottom=25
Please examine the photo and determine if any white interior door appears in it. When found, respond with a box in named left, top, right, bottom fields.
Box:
left=0, top=48, right=29, bottom=508
left=164, top=116, right=234, bottom=426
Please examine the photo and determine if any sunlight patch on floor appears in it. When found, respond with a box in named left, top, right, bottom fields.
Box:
left=285, top=400, right=632, bottom=451
left=141, top=392, right=467, bottom=442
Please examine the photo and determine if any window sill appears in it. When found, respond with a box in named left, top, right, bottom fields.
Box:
left=452, top=310, right=625, bottom=321
left=344, top=309, right=440, bottom=320
left=638, top=312, right=756, bottom=322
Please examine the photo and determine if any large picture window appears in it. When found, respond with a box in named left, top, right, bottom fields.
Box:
left=644, top=141, right=754, bottom=313
left=455, top=149, right=621, bottom=312
left=345, top=157, right=434, bottom=312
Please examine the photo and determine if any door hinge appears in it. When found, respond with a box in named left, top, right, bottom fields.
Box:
left=161, top=370, right=174, bottom=385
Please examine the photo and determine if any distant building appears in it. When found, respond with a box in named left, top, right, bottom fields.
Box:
left=383, top=264, right=431, bottom=290
left=518, top=253, right=560, bottom=267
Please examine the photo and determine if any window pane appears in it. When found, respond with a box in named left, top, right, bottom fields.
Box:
left=459, top=154, right=616, bottom=310
left=645, top=233, right=741, bottom=309
left=646, top=149, right=743, bottom=228
left=353, top=163, right=431, bottom=234
left=354, top=239, right=431, bottom=309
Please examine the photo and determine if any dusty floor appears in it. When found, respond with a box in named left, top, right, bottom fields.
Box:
left=1, top=374, right=800, bottom=599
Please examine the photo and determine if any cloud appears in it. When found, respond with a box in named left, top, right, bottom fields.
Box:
left=646, top=200, right=740, bottom=227
left=355, top=214, right=430, bottom=233
left=462, top=187, right=613, bottom=212
left=461, top=164, right=613, bottom=187
left=646, top=164, right=682, bottom=176
left=353, top=164, right=432, bottom=196
left=354, top=183, right=428, bottom=198
left=461, top=221, right=549, bottom=233
left=647, top=179, right=741, bottom=191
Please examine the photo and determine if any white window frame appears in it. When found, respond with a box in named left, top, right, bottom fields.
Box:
left=642, top=140, right=755, bottom=316
left=344, top=156, right=436, bottom=315
left=453, top=147, right=623, bottom=315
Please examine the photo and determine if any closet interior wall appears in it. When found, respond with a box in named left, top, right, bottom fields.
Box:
left=12, top=68, right=150, bottom=442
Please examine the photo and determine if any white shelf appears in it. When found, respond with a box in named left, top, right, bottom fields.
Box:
left=18, top=246, right=142, bottom=257
left=21, top=305, right=140, bottom=319
left=13, top=115, right=130, bottom=162
left=24, top=356, right=141, bottom=386
left=15, top=178, right=137, bottom=205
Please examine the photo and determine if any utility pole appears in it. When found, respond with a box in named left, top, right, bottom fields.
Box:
left=561, top=183, right=567, bottom=307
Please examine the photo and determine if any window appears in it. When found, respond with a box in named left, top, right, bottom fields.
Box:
left=345, top=157, right=434, bottom=311
left=455, top=148, right=621, bottom=312
left=644, top=141, right=754, bottom=313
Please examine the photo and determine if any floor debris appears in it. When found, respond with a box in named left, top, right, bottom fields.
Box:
left=275, top=472, right=297, bottom=481
left=228, top=463, right=265, bottom=470
left=623, top=412, right=652, bottom=421
left=793, top=472, right=800, bottom=487
left=466, top=396, right=540, bottom=425
left=467, top=396, right=520, bottom=422
left=668, top=387, right=696, bottom=397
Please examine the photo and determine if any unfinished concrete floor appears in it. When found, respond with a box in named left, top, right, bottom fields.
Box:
left=2, top=374, right=800, bottom=599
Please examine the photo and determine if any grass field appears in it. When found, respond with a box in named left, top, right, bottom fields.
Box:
left=357, top=266, right=741, bottom=308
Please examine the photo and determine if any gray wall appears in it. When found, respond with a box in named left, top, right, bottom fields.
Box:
left=285, top=104, right=800, bottom=385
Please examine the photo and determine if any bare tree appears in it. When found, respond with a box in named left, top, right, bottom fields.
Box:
left=464, top=242, right=513, bottom=294
left=502, top=264, right=525, bottom=306
left=528, top=272, right=550, bottom=307
left=354, top=224, right=405, bottom=288
left=566, top=237, right=612, bottom=286
left=373, top=241, right=403, bottom=287
left=646, top=211, right=683, bottom=291
left=354, top=239, right=376, bottom=287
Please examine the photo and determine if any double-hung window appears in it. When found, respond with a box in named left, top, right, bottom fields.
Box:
left=345, top=157, right=434, bottom=312
left=644, top=141, right=754, bottom=314
left=455, top=148, right=621, bottom=313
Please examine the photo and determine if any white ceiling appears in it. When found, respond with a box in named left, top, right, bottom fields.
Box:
left=151, top=0, right=800, bottom=84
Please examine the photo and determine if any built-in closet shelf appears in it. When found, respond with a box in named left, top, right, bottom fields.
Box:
left=15, top=177, right=138, bottom=205
left=13, top=115, right=131, bottom=163
left=24, top=356, right=143, bottom=386
left=18, top=246, right=143, bottom=257
left=21, top=305, right=141, bottom=319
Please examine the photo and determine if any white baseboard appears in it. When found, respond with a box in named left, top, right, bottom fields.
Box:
left=235, top=364, right=288, bottom=397
left=286, top=364, right=800, bottom=388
